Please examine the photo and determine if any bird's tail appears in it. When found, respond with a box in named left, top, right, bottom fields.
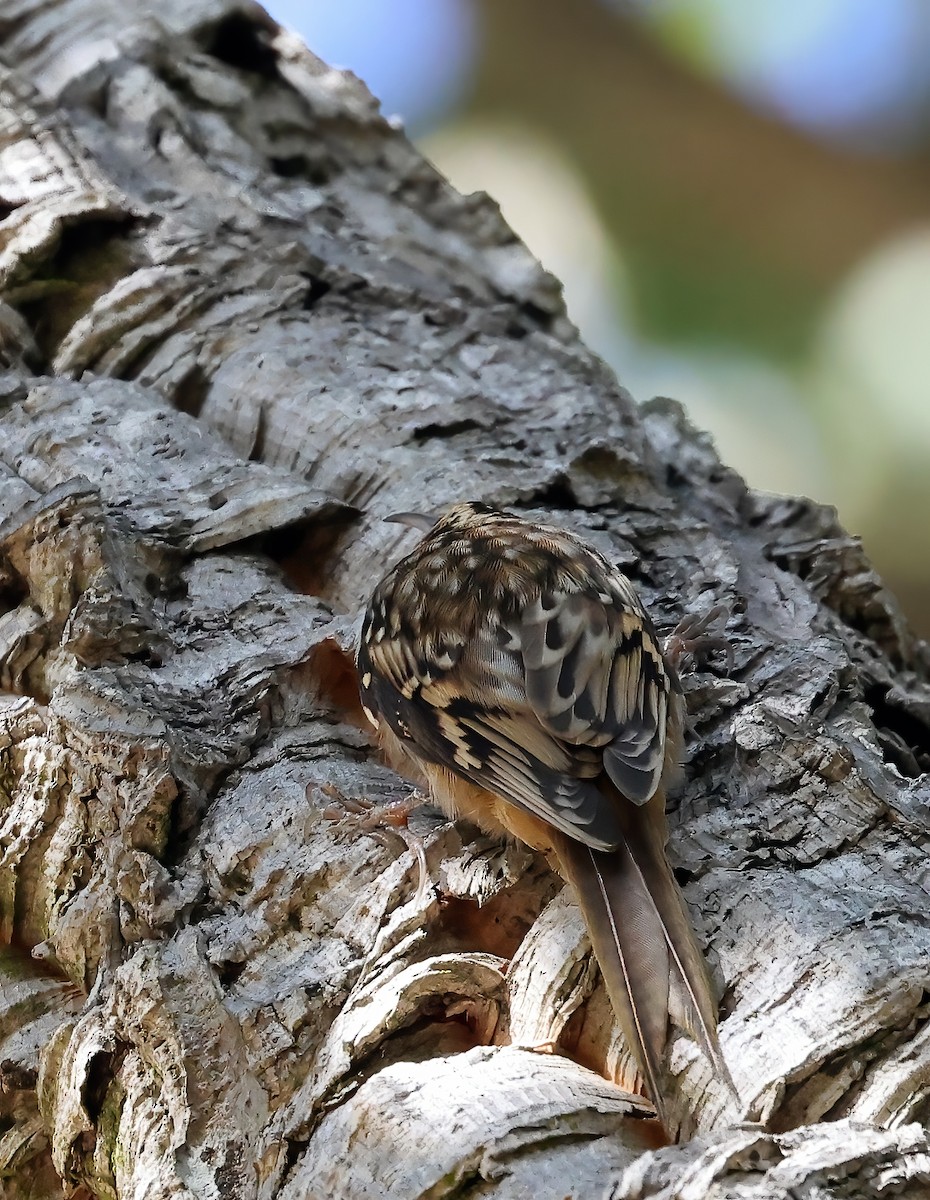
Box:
left=552, top=792, right=733, bottom=1135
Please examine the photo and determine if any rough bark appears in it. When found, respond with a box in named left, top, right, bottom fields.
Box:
left=0, top=3, right=928, bottom=1198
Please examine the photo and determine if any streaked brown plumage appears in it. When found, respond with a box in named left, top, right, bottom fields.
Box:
left=357, top=501, right=731, bottom=1134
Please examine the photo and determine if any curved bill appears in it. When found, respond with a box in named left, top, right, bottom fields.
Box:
left=384, top=512, right=438, bottom=532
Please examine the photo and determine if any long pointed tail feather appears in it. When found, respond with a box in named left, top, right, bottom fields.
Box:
left=553, top=792, right=734, bottom=1133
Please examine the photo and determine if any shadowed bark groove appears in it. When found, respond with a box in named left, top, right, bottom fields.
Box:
left=0, top=3, right=928, bottom=1198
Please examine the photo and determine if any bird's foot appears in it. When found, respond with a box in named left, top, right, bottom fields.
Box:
left=321, top=786, right=433, bottom=906
left=665, top=602, right=733, bottom=673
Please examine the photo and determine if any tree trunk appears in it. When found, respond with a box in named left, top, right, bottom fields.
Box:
left=1, top=3, right=929, bottom=1197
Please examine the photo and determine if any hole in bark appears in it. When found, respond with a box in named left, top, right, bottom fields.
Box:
left=248, top=404, right=267, bottom=463
left=301, top=275, right=332, bottom=310
left=672, top=865, right=693, bottom=888
left=516, top=475, right=577, bottom=510
left=500, top=299, right=556, bottom=339
left=303, top=637, right=367, bottom=726
left=282, top=1137, right=307, bottom=1178
left=411, top=417, right=482, bottom=443
left=269, top=155, right=336, bottom=186
left=79, top=78, right=110, bottom=120
left=80, top=1047, right=120, bottom=1123
left=353, top=1007, right=492, bottom=1084
left=270, top=155, right=307, bottom=178
left=11, top=216, right=136, bottom=363
left=864, top=684, right=930, bottom=777
left=174, top=364, right=209, bottom=419
left=204, top=13, right=280, bottom=79
left=518, top=299, right=554, bottom=329
left=217, top=958, right=246, bottom=987
left=0, top=556, right=28, bottom=616
left=157, top=779, right=207, bottom=869
left=438, top=891, right=537, bottom=960
left=269, top=508, right=359, bottom=600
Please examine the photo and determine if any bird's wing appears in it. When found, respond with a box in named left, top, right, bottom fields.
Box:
left=359, top=573, right=675, bottom=850
left=518, top=583, right=673, bottom=806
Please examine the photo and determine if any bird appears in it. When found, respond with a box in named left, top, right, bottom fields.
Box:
left=356, top=500, right=732, bottom=1135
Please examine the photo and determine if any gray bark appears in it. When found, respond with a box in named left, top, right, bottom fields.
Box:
left=0, top=3, right=928, bottom=1198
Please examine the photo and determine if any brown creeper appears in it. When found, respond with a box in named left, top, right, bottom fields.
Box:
left=357, top=501, right=731, bottom=1134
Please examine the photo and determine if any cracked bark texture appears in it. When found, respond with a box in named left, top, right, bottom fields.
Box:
left=0, top=3, right=929, bottom=1198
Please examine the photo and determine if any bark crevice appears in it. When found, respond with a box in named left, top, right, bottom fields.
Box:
left=0, top=3, right=927, bottom=1198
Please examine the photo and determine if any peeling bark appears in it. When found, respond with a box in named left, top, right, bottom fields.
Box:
left=0, top=3, right=928, bottom=1198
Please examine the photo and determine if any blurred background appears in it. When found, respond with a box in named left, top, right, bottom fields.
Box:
left=266, top=0, right=930, bottom=636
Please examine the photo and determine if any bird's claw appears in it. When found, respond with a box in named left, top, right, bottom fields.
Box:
left=665, top=602, right=733, bottom=673
left=321, top=787, right=433, bottom=907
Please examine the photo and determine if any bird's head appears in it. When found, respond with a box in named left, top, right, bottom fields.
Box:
left=385, top=500, right=501, bottom=536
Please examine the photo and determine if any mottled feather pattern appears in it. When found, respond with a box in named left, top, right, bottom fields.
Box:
left=358, top=502, right=678, bottom=850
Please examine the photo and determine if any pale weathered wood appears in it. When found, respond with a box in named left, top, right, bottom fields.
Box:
left=0, top=2, right=928, bottom=1197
